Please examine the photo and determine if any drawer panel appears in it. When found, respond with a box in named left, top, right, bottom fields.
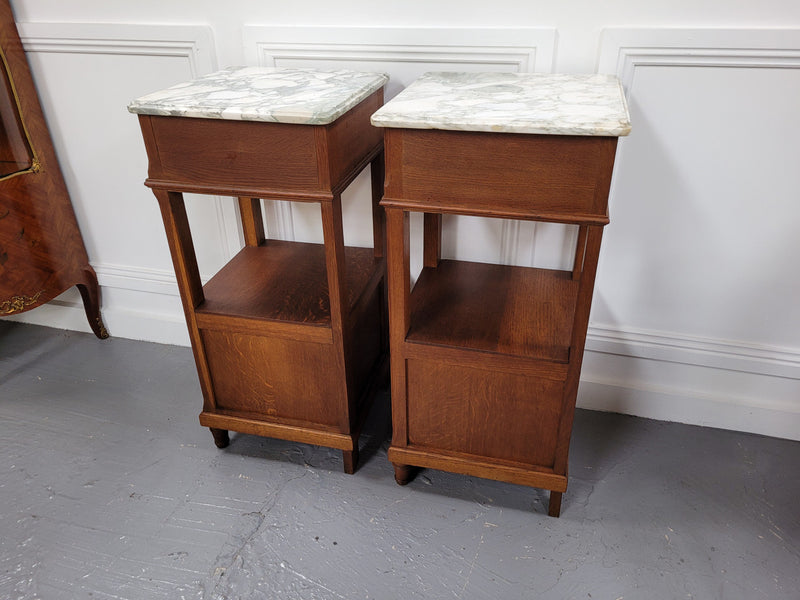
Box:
left=201, top=329, right=344, bottom=428
left=142, top=115, right=322, bottom=193
left=406, top=358, right=564, bottom=467
left=384, top=129, right=617, bottom=222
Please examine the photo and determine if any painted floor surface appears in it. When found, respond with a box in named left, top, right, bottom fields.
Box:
left=0, top=321, right=798, bottom=599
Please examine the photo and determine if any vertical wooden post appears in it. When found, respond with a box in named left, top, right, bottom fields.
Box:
left=153, top=190, right=216, bottom=416
left=554, top=225, right=605, bottom=479
left=321, top=195, right=357, bottom=471
left=321, top=196, right=348, bottom=337
left=423, top=213, right=442, bottom=268
left=370, top=150, right=390, bottom=354
left=238, top=197, right=266, bottom=246
left=370, top=151, right=386, bottom=259
left=572, top=225, right=588, bottom=280
left=385, top=207, right=410, bottom=458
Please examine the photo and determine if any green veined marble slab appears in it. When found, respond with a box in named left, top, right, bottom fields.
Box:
left=371, top=72, right=631, bottom=136
left=128, top=66, right=389, bottom=125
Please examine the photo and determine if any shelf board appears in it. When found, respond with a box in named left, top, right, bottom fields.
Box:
left=407, top=259, right=577, bottom=362
left=198, top=240, right=380, bottom=326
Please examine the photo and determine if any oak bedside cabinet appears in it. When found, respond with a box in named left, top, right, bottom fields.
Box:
left=371, top=72, right=630, bottom=515
left=129, top=67, right=389, bottom=473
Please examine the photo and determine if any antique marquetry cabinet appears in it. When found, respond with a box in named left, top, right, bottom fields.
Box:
left=129, top=67, right=389, bottom=473
left=371, top=72, right=631, bottom=516
left=0, top=0, right=106, bottom=337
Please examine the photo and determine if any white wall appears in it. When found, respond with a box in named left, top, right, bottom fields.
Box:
left=7, top=0, right=800, bottom=440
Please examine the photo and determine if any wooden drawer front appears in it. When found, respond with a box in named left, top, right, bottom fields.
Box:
left=201, top=329, right=344, bottom=428
left=384, top=129, right=617, bottom=222
left=143, top=116, right=321, bottom=193
left=406, top=359, right=564, bottom=467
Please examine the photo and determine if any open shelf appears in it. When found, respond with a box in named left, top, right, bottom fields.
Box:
left=198, top=240, right=380, bottom=326
left=407, top=259, right=577, bottom=362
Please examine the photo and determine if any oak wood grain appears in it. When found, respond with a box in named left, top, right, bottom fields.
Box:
left=238, top=197, right=265, bottom=247
left=406, top=358, right=563, bottom=466
left=155, top=190, right=216, bottom=414
left=385, top=207, right=410, bottom=450
left=387, top=446, right=568, bottom=493
left=383, top=129, right=617, bottom=222
left=324, top=89, right=384, bottom=190
left=199, top=241, right=378, bottom=325
left=423, top=213, right=442, bottom=268
left=147, top=116, right=321, bottom=193
left=200, top=411, right=355, bottom=451
left=200, top=328, right=343, bottom=426
left=408, top=260, right=577, bottom=362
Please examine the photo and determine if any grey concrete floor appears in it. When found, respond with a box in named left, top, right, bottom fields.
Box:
left=0, top=321, right=798, bottom=600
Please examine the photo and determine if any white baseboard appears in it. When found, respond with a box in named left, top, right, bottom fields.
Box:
left=9, top=294, right=799, bottom=441
left=578, top=378, right=800, bottom=442
left=586, top=324, right=800, bottom=380
left=6, top=288, right=190, bottom=347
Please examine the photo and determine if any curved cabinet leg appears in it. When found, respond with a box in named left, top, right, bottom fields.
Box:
left=210, top=428, right=230, bottom=449
left=342, top=446, right=359, bottom=475
left=393, top=463, right=418, bottom=486
left=76, top=267, right=108, bottom=339
left=548, top=491, right=563, bottom=518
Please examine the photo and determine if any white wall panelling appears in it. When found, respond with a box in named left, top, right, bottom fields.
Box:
left=5, top=12, right=799, bottom=441
left=242, top=25, right=559, bottom=274
left=585, top=28, right=800, bottom=440
left=242, top=26, right=557, bottom=93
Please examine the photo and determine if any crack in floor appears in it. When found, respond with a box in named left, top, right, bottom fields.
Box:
left=207, top=469, right=311, bottom=595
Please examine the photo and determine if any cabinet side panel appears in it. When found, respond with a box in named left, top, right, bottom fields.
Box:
left=326, top=89, right=383, bottom=188
left=346, top=282, right=384, bottom=410
left=406, top=359, right=563, bottom=467
left=201, top=329, right=344, bottom=428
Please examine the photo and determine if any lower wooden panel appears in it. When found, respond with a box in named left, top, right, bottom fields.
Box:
left=200, top=329, right=344, bottom=428
left=387, top=446, right=567, bottom=492
left=406, top=359, right=564, bottom=467
left=200, top=411, right=354, bottom=450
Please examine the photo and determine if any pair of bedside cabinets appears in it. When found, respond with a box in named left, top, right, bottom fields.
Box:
left=129, top=67, right=631, bottom=517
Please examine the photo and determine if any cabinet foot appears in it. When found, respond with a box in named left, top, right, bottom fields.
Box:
left=342, top=447, right=359, bottom=474
left=76, top=268, right=108, bottom=339
left=210, top=428, right=230, bottom=448
left=393, top=464, right=418, bottom=486
left=548, top=491, right=563, bottom=518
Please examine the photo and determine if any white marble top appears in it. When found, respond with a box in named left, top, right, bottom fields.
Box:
left=128, top=67, right=389, bottom=125
left=370, top=72, right=631, bottom=136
